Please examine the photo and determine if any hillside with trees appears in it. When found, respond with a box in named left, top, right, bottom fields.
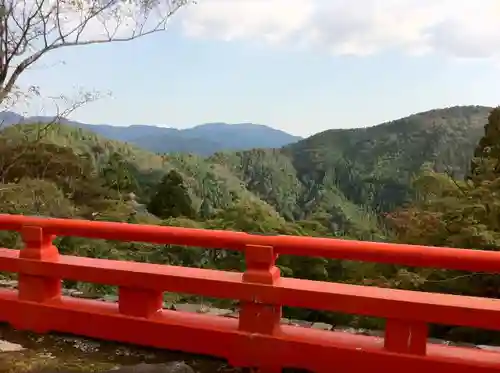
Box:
left=210, top=105, right=491, bottom=240
left=0, top=105, right=499, bottom=345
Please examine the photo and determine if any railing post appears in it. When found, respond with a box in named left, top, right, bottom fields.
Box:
left=238, top=244, right=281, bottom=373
left=119, top=287, right=163, bottom=318
left=384, top=319, right=428, bottom=355
left=18, top=226, right=61, bottom=303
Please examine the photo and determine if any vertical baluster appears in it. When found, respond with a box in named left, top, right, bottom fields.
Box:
left=385, top=319, right=428, bottom=355
left=15, top=226, right=61, bottom=333
left=238, top=244, right=281, bottom=373
left=18, top=226, right=61, bottom=302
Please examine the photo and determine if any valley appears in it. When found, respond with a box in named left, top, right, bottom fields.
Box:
left=0, top=104, right=498, bottom=346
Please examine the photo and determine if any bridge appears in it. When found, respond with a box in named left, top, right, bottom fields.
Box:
left=0, top=214, right=499, bottom=373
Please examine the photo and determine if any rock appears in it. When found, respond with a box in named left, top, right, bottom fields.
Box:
left=477, top=345, right=500, bottom=352
left=205, top=307, right=232, bottom=316
left=226, top=311, right=239, bottom=318
left=101, top=295, right=119, bottom=303
left=0, top=340, right=24, bottom=352
left=357, top=328, right=370, bottom=336
left=173, top=303, right=207, bottom=313
left=428, top=338, right=449, bottom=345
left=0, top=279, right=18, bottom=288
left=109, top=362, right=195, bottom=373
left=289, top=319, right=312, bottom=327
left=72, top=292, right=102, bottom=299
left=333, top=326, right=359, bottom=334
left=311, top=322, right=332, bottom=331
left=366, top=330, right=384, bottom=337
left=449, top=342, right=477, bottom=349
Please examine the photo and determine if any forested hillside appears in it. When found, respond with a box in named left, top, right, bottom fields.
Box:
left=284, top=105, right=489, bottom=210
left=0, top=104, right=499, bottom=345
left=210, top=105, right=491, bottom=240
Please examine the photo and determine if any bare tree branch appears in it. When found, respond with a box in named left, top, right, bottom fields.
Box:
left=0, top=89, right=103, bottom=181
left=0, top=0, right=192, bottom=106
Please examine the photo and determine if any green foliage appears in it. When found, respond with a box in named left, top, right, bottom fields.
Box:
left=388, top=108, right=500, bottom=251
left=101, top=152, right=138, bottom=193
left=204, top=106, right=490, bottom=242
left=1, top=106, right=499, bottom=344
left=209, top=149, right=383, bottom=240
left=147, top=170, right=196, bottom=219
left=382, top=108, right=500, bottom=344
left=469, top=107, right=500, bottom=186
left=0, top=178, right=75, bottom=217
left=472, top=107, right=500, bottom=160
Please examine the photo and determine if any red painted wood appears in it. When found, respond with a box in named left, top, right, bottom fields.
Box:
left=17, top=226, right=61, bottom=307
left=0, top=214, right=499, bottom=272
left=385, top=320, right=428, bottom=355
left=237, top=245, right=282, bottom=371
left=0, top=214, right=499, bottom=372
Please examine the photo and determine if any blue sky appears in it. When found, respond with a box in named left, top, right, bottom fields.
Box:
left=15, top=0, right=500, bottom=137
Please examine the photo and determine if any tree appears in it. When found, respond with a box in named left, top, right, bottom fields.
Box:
left=384, top=109, right=500, bottom=307
left=388, top=105, right=500, bottom=252
left=0, top=0, right=190, bottom=181
left=469, top=106, right=500, bottom=185
left=101, top=152, right=137, bottom=193
left=0, top=140, right=89, bottom=183
left=0, top=177, right=75, bottom=217
left=147, top=170, right=195, bottom=219
left=0, top=0, right=191, bottom=105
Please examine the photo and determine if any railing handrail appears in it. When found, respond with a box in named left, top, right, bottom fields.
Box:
left=0, top=214, right=498, bottom=273
left=1, top=214, right=500, bottom=373
left=1, top=247, right=500, bottom=331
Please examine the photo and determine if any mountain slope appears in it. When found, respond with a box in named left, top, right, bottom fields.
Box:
left=286, top=105, right=489, bottom=208
left=209, top=106, right=492, bottom=239
left=1, top=105, right=491, bottom=241
left=0, top=123, right=278, bottom=218
left=0, top=112, right=302, bottom=155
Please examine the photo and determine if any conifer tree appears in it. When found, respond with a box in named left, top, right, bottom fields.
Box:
left=469, top=107, right=500, bottom=185
left=147, top=170, right=195, bottom=219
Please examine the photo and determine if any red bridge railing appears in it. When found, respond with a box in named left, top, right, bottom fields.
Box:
left=0, top=214, right=500, bottom=372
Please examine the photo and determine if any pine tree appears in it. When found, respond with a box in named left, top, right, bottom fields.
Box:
left=147, top=170, right=195, bottom=219
left=469, top=107, right=500, bottom=185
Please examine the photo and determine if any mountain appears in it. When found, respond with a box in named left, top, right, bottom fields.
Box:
left=0, top=122, right=276, bottom=219
left=0, top=105, right=497, bottom=345
left=0, top=112, right=302, bottom=155
left=130, top=122, right=304, bottom=155
left=0, top=105, right=491, bottom=241
left=284, top=105, right=490, bottom=206
left=209, top=105, right=492, bottom=239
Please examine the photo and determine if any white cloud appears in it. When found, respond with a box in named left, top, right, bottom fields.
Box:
left=182, top=0, right=314, bottom=44
left=179, top=0, right=500, bottom=59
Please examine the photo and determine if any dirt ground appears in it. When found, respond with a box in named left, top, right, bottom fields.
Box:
left=0, top=323, right=242, bottom=373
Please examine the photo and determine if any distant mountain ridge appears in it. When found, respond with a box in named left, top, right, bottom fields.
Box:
left=0, top=112, right=302, bottom=155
